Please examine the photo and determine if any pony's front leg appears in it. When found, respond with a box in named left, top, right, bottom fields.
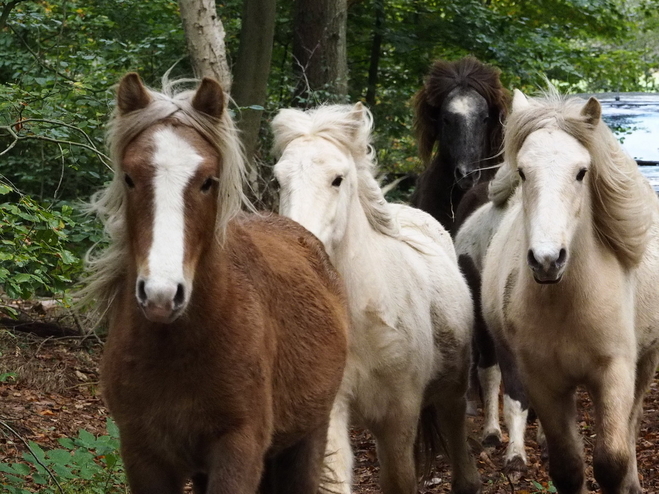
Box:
left=525, top=379, right=585, bottom=494
left=589, top=357, right=637, bottom=494
left=496, top=341, right=529, bottom=472
left=622, top=349, right=659, bottom=494
left=205, top=426, right=268, bottom=494
left=322, top=394, right=353, bottom=494
left=121, top=441, right=187, bottom=494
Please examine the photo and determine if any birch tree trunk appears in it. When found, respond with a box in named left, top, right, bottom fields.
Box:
left=178, top=0, right=232, bottom=92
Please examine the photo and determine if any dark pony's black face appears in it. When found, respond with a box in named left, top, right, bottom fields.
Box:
left=438, top=87, right=490, bottom=190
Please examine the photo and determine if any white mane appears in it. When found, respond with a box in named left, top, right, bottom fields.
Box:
left=272, top=104, right=399, bottom=238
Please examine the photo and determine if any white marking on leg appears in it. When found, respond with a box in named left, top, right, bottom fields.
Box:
left=479, top=365, right=502, bottom=443
left=503, top=394, right=528, bottom=465
left=323, top=394, right=353, bottom=494
left=144, top=128, right=202, bottom=305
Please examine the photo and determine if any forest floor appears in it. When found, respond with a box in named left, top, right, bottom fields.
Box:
left=1, top=312, right=659, bottom=493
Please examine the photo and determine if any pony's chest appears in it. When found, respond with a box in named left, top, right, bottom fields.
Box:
left=506, top=281, right=636, bottom=375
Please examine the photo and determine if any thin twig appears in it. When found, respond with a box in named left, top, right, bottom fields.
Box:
left=0, top=123, right=112, bottom=170
left=0, top=419, right=66, bottom=494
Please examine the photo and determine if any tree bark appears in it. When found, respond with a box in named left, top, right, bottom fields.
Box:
left=232, top=0, right=277, bottom=180
left=292, top=0, right=348, bottom=105
left=365, top=0, right=384, bottom=107
left=178, top=0, right=232, bottom=91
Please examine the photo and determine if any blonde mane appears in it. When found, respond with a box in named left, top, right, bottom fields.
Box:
left=272, top=104, right=399, bottom=238
left=503, top=89, right=656, bottom=268
left=80, top=79, right=251, bottom=321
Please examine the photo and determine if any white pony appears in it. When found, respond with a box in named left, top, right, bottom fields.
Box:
left=454, top=165, right=541, bottom=471
left=482, top=89, right=659, bottom=494
left=271, top=103, right=480, bottom=494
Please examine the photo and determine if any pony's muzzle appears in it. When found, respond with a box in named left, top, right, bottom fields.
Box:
left=527, top=247, right=567, bottom=284
left=136, top=277, right=187, bottom=323
left=455, top=166, right=481, bottom=190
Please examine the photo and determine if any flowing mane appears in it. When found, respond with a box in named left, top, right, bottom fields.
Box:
left=272, top=104, right=399, bottom=238
left=503, top=89, right=657, bottom=268
left=80, top=79, right=251, bottom=320
left=414, top=56, right=510, bottom=164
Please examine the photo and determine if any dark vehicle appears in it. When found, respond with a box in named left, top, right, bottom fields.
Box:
left=578, top=92, right=659, bottom=190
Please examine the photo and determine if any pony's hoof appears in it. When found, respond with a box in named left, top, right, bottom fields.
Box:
left=503, top=455, right=527, bottom=480
left=452, top=479, right=482, bottom=494
left=481, top=432, right=502, bottom=448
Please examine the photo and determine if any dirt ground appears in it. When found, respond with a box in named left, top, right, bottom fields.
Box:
left=1, top=325, right=658, bottom=493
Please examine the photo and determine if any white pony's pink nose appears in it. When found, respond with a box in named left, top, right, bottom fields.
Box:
left=136, top=277, right=187, bottom=323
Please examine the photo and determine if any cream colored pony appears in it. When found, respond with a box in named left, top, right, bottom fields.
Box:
left=272, top=103, right=481, bottom=494
left=482, top=89, right=659, bottom=494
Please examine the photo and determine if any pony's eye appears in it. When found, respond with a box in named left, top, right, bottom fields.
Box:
left=332, top=176, right=344, bottom=187
left=576, top=168, right=587, bottom=182
left=124, top=174, right=135, bottom=189
left=518, top=169, right=526, bottom=181
left=483, top=116, right=490, bottom=124
left=201, top=177, right=215, bottom=193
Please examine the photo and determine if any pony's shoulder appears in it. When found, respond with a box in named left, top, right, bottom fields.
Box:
left=388, top=203, right=456, bottom=259
left=227, top=212, right=342, bottom=290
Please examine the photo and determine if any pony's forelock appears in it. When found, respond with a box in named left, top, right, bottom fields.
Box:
left=414, top=57, right=511, bottom=165
left=503, top=88, right=656, bottom=267
left=79, top=78, right=252, bottom=321
left=272, top=105, right=399, bottom=238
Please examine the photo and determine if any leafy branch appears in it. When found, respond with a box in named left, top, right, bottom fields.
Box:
left=0, top=118, right=112, bottom=171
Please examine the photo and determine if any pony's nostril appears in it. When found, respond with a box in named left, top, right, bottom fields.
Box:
left=173, top=283, right=185, bottom=308
left=557, top=248, right=567, bottom=266
left=527, top=249, right=540, bottom=269
left=137, top=280, right=147, bottom=305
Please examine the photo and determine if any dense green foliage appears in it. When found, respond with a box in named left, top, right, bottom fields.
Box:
left=0, top=418, right=125, bottom=493
left=1, top=0, right=657, bottom=302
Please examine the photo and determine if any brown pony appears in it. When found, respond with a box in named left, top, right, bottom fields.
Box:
left=82, top=73, right=348, bottom=493
left=411, top=56, right=510, bottom=235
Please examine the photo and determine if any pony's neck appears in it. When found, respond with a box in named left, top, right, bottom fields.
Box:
left=417, top=159, right=466, bottom=231
left=333, top=192, right=383, bottom=273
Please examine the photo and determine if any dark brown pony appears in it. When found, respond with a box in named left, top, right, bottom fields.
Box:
left=412, top=57, right=516, bottom=461
left=82, top=73, right=348, bottom=494
left=411, top=56, right=510, bottom=234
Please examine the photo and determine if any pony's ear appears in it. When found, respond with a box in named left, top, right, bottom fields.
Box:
left=413, top=87, right=438, bottom=164
left=512, top=89, right=530, bottom=113
left=581, top=97, right=602, bottom=126
left=350, top=102, right=366, bottom=123
left=192, top=77, right=225, bottom=118
left=117, top=73, right=151, bottom=115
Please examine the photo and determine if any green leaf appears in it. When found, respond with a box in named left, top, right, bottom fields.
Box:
left=11, top=462, right=31, bottom=475
left=47, top=448, right=72, bottom=464
left=106, top=417, right=119, bottom=438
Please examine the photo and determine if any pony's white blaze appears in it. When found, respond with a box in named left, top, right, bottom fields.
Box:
left=448, top=94, right=477, bottom=118
left=138, top=127, right=202, bottom=322
left=519, top=128, right=590, bottom=282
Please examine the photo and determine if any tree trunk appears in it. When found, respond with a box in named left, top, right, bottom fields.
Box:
left=178, top=0, right=232, bottom=91
left=232, top=0, right=277, bottom=196
left=292, top=0, right=348, bottom=105
left=365, top=0, right=384, bottom=107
